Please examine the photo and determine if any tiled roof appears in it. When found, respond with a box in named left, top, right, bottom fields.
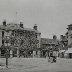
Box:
left=41, top=38, right=58, bottom=45
left=24, top=28, right=41, bottom=33
left=0, top=23, right=41, bottom=34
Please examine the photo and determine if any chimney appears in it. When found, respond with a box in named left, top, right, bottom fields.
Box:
left=53, top=35, right=57, bottom=40
left=20, top=22, right=23, bottom=28
left=3, top=20, right=6, bottom=26
left=60, top=35, right=64, bottom=40
left=33, top=24, right=37, bottom=30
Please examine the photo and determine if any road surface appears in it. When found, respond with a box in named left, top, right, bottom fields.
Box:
left=0, top=57, right=72, bottom=72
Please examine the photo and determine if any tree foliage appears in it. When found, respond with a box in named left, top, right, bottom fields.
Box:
left=8, top=31, right=38, bottom=51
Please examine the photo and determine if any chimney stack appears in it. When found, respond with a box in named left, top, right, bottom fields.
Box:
left=20, top=22, right=23, bottom=28
left=3, top=20, right=6, bottom=26
left=33, top=24, right=37, bottom=30
left=53, top=35, right=57, bottom=40
left=60, top=35, right=64, bottom=40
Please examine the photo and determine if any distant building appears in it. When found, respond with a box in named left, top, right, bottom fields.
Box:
left=0, top=20, right=41, bottom=57
left=40, top=36, right=59, bottom=57
left=67, top=24, right=72, bottom=47
left=63, top=24, right=72, bottom=58
left=59, top=35, right=68, bottom=50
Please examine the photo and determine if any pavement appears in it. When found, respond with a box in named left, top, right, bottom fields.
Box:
left=0, top=57, right=72, bottom=72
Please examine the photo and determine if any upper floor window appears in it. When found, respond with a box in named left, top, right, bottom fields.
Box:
left=2, top=31, right=4, bottom=37
left=35, top=34, right=37, bottom=38
left=11, top=30, right=14, bottom=36
left=20, top=40, right=24, bottom=45
left=2, top=40, right=4, bottom=45
left=70, top=34, right=72, bottom=38
left=20, top=32, right=23, bottom=36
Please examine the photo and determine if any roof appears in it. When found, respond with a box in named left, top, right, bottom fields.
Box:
left=68, top=24, right=72, bottom=27
left=41, top=38, right=58, bottom=45
left=0, top=23, right=41, bottom=34
left=67, top=24, right=72, bottom=30
left=24, top=28, right=41, bottom=33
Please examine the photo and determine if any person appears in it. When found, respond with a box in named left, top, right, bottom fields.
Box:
left=50, top=51, right=53, bottom=63
left=47, top=51, right=53, bottom=63
left=53, top=51, right=57, bottom=63
left=48, top=52, right=50, bottom=62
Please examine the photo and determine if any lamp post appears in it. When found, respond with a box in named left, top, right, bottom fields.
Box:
left=5, top=48, right=9, bottom=68
left=4, top=36, right=10, bottom=68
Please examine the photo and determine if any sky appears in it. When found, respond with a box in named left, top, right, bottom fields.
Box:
left=0, top=0, right=72, bottom=39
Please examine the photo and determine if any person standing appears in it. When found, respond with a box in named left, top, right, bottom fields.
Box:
left=53, top=51, right=57, bottom=62
left=50, top=51, right=53, bottom=63
left=48, top=51, right=50, bottom=62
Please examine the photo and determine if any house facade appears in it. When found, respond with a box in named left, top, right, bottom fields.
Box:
left=63, top=24, right=72, bottom=58
left=0, top=20, right=41, bottom=58
left=59, top=35, right=68, bottom=50
left=67, top=24, right=72, bottom=47
left=40, top=37, right=59, bottom=57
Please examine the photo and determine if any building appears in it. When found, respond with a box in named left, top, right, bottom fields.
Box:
left=57, top=34, right=68, bottom=58
left=59, top=35, right=68, bottom=50
left=66, top=24, right=72, bottom=47
left=64, top=24, right=72, bottom=58
left=0, top=20, right=41, bottom=58
left=40, top=36, right=59, bottom=57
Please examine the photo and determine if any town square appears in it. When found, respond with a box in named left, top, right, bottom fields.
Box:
left=0, top=0, right=72, bottom=72
left=0, top=57, right=72, bottom=72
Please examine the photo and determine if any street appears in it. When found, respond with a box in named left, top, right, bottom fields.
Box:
left=0, top=57, right=72, bottom=72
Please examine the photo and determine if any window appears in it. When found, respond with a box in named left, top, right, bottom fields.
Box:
left=11, top=30, right=14, bottom=36
left=2, top=31, right=4, bottom=37
left=2, top=40, right=4, bottom=45
left=70, top=34, right=72, bottom=38
left=36, top=35, right=37, bottom=38
left=36, top=51, right=37, bottom=55
left=20, top=40, right=24, bottom=45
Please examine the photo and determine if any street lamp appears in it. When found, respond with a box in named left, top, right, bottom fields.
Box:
left=4, top=36, right=10, bottom=68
